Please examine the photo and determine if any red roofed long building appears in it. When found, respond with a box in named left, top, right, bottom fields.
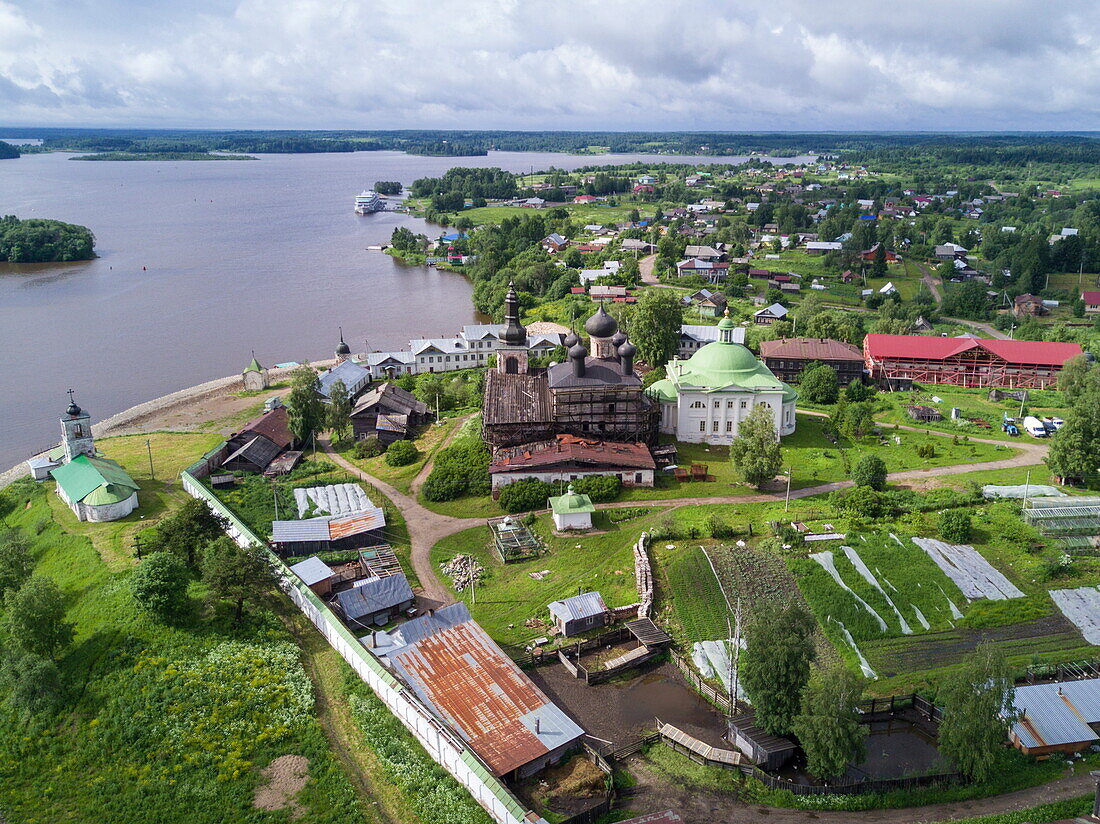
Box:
left=489, top=434, right=655, bottom=495
left=864, top=334, right=1082, bottom=390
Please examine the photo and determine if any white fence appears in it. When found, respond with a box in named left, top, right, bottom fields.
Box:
left=181, top=464, right=546, bottom=824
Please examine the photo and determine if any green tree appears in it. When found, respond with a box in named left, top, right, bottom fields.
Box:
left=872, top=243, right=888, bottom=278
left=2, top=575, right=73, bottom=660
left=327, top=378, right=353, bottom=444
left=0, top=529, right=32, bottom=597
left=630, top=289, right=683, bottom=368
left=792, top=664, right=867, bottom=780
left=130, top=551, right=191, bottom=622
left=741, top=601, right=816, bottom=736
left=839, top=400, right=876, bottom=439
left=148, top=497, right=227, bottom=568
left=939, top=509, right=972, bottom=542
left=938, top=644, right=1014, bottom=783
left=851, top=455, right=887, bottom=491
left=798, top=362, right=839, bottom=404
left=287, top=366, right=325, bottom=447
left=201, top=538, right=274, bottom=623
left=843, top=485, right=883, bottom=519
left=1057, top=354, right=1093, bottom=404
left=385, top=439, right=418, bottom=467
left=0, top=649, right=63, bottom=714
left=729, top=405, right=782, bottom=490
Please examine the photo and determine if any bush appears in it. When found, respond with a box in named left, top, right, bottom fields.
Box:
left=571, top=474, right=621, bottom=503
left=843, top=486, right=883, bottom=519
left=916, top=443, right=937, bottom=459
left=799, top=362, right=840, bottom=404
left=384, top=439, right=418, bottom=467
left=354, top=436, right=384, bottom=459
left=422, top=467, right=469, bottom=502
left=851, top=455, right=887, bottom=491
left=422, top=438, right=491, bottom=501
left=939, top=509, right=972, bottom=542
left=497, top=478, right=553, bottom=513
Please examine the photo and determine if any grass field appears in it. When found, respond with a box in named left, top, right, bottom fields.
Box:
left=0, top=476, right=370, bottom=824
left=455, top=202, right=655, bottom=227
left=654, top=543, right=733, bottom=644
left=429, top=511, right=653, bottom=646
left=336, top=414, right=465, bottom=496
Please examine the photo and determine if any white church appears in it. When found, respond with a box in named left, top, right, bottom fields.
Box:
left=646, top=312, right=797, bottom=444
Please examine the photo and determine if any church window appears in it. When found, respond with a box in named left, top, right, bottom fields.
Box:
left=690, top=401, right=705, bottom=409
left=727, top=400, right=735, bottom=408
left=740, top=401, right=747, bottom=409
left=73, top=424, right=83, bottom=438
left=713, top=401, right=720, bottom=408
left=712, top=420, right=719, bottom=432
left=726, top=421, right=733, bottom=432
left=699, top=421, right=706, bottom=432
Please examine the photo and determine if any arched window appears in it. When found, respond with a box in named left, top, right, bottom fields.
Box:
left=504, top=356, right=518, bottom=374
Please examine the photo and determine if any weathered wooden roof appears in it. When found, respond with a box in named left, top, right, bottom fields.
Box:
left=483, top=370, right=551, bottom=426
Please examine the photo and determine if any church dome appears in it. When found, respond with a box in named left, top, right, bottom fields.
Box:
left=584, top=304, right=618, bottom=338
left=676, top=336, right=786, bottom=392
left=617, top=340, right=636, bottom=357
left=66, top=401, right=82, bottom=417
left=499, top=282, right=527, bottom=345
left=563, top=330, right=580, bottom=348
left=611, top=330, right=627, bottom=347
left=336, top=336, right=351, bottom=356
left=568, top=342, right=587, bottom=360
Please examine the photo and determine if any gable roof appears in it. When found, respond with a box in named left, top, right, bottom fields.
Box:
left=1011, top=680, right=1100, bottom=749
left=50, top=454, right=139, bottom=505
left=491, top=435, right=655, bottom=474
left=289, top=556, right=336, bottom=586
left=318, top=360, right=371, bottom=397
left=336, top=574, right=415, bottom=621
left=754, top=303, right=788, bottom=318
left=235, top=406, right=293, bottom=450
left=1083, top=291, right=1100, bottom=305
left=351, top=383, right=429, bottom=418
left=760, top=337, right=863, bottom=362
left=864, top=335, right=1082, bottom=367
left=548, top=591, right=607, bottom=623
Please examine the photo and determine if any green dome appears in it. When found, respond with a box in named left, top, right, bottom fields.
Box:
left=678, top=340, right=778, bottom=388
left=646, top=378, right=678, bottom=403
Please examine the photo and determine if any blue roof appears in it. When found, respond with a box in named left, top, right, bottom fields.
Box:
left=441, top=231, right=468, bottom=241
left=858, top=214, right=877, bottom=220
left=318, top=360, right=371, bottom=398
left=336, top=575, right=415, bottom=622
left=1011, top=680, right=1100, bottom=749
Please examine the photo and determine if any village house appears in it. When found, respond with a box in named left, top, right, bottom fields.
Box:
left=349, top=383, right=431, bottom=444
left=759, top=337, right=865, bottom=384
left=934, top=243, right=968, bottom=261
left=1013, top=293, right=1048, bottom=317
left=676, top=258, right=730, bottom=283
left=1083, top=291, right=1100, bottom=314
left=541, top=233, right=570, bottom=253
left=222, top=405, right=298, bottom=474
left=864, top=335, right=1083, bottom=390
left=684, top=244, right=724, bottom=261
left=1009, top=680, right=1100, bottom=756
left=682, top=289, right=727, bottom=317
left=371, top=602, right=585, bottom=778
left=753, top=303, right=789, bottom=325
left=488, top=434, right=656, bottom=495
left=318, top=358, right=372, bottom=400
left=647, top=312, right=797, bottom=443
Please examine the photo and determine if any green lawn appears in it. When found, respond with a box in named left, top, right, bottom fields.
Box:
left=336, top=414, right=465, bottom=496
left=429, top=511, right=657, bottom=646
left=454, top=202, right=656, bottom=228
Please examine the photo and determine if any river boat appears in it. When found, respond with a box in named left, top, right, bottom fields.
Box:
left=355, top=190, right=384, bottom=214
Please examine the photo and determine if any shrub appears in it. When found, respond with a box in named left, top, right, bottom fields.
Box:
left=851, top=455, right=887, bottom=491
left=916, top=443, right=937, bottom=459
left=571, top=474, right=621, bottom=503
left=354, top=436, right=384, bottom=459
left=799, top=362, right=840, bottom=404
left=497, top=478, right=553, bottom=513
left=384, top=439, right=418, bottom=467
left=843, top=486, right=883, bottom=519
left=422, top=467, right=469, bottom=502
left=422, top=438, right=491, bottom=501
left=939, top=509, right=972, bottom=542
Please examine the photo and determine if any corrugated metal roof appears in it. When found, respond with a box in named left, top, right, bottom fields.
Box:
left=318, top=360, right=371, bottom=396
left=865, top=335, right=1082, bottom=367
left=289, top=556, right=336, bottom=586
left=760, top=337, right=863, bottom=362
left=271, top=518, right=331, bottom=542
left=378, top=606, right=584, bottom=775
left=548, top=591, right=608, bottom=623
left=329, top=509, right=386, bottom=539
left=1011, top=681, right=1100, bottom=748
left=50, top=454, right=139, bottom=504
left=337, top=574, right=415, bottom=621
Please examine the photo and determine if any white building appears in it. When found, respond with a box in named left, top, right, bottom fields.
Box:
left=548, top=486, right=596, bottom=532
left=647, top=313, right=797, bottom=444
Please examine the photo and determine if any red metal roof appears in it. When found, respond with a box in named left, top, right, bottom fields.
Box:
left=235, top=406, right=293, bottom=449
left=864, top=334, right=1081, bottom=367
left=1083, top=291, right=1100, bottom=305
left=490, top=435, right=656, bottom=474
left=760, top=337, right=863, bottom=361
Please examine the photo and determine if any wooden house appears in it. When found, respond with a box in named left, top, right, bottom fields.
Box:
left=350, top=383, right=431, bottom=445
left=222, top=406, right=294, bottom=473
left=548, top=591, right=612, bottom=637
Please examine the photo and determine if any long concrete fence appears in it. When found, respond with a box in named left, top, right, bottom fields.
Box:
left=181, top=457, right=547, bottom=824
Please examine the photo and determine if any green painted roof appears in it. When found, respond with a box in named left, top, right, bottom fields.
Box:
left=47, top=445, right=66, bottom=462
left=244, top=356, right=264, bottom=374
left=670, top=338, right=797, bottom=399
left=50, top=454, right=139, bottom=504
left=646, top=378, right=678, bottom=403
left=549, top=486, right=595, bottom=516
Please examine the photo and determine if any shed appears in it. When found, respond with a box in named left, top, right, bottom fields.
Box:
left=336, top=573, right=416, bottom=628
left=548, top=485, right=596, bottom=531
left=727, top=712, right=798, bottom=770
left=548, top=591, right=611, bottom=637
left=289, top=556, right=337, bottom=596
left=1010, top=680, right=1100, bottom=756
left=905, top=405, right=942, bottom=422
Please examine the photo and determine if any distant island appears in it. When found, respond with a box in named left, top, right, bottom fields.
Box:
left=72, top=152, right=255, bottom=161
left=0, top=215, right=95, bottom=263
left=0, top=142, right=19, bottom=160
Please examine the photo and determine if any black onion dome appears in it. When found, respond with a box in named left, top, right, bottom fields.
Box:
left=584, top=304, right=618, bottom=338
left=500, top=282, right=527, bottom=345
left=563, top=330, right=580, bottom=348
left=617, top=340, right=636, bottom=357
left=66, top=401, right=82, bottom=417
left=336, top=335, right=351, bottom=355
left=568, top=343, right=588, bottom=360
left=611, top=330, right=627, bottom=347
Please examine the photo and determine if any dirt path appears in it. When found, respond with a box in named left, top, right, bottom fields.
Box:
left=320, top=440, right=478, bottom=607
left=912, top=260, right=1009, bottom=340
left=915, top=260, right=945, bottom=306
left=639, top=253, right=659, bottom=285
left=625, top=757, right=1092, bottom=824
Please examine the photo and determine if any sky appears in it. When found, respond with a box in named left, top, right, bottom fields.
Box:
left=1, top=0, right=1099, bottom=131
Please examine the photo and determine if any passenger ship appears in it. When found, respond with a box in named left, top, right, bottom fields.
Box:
left=354, top=190, right=384, bottom=214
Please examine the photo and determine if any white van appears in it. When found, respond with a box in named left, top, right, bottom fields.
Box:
left=1023, top=416, right=1048, bottom=438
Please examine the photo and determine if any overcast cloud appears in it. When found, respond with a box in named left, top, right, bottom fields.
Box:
left=1, top=0, right=1098, bottom=130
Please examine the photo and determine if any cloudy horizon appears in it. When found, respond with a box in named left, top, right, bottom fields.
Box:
left=2, top=0, right=1099, bottom=132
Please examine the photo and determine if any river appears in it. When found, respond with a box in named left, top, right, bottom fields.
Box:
left=0, top=148, right=812, bottom=469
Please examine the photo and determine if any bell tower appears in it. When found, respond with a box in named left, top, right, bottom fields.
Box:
left=61, top=389, right=95, bottom=462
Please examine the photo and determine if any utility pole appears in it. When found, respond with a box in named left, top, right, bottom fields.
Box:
left=273, top=482, right=279, bottom=521
left=145, top=438, right=155, bottom=481
left=1023, top=468, right=1031, bottom=509
left=784, top=467, right=792, bottom=512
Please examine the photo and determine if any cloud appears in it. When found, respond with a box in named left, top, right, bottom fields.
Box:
left=0, top=0, right=1098, bottom=129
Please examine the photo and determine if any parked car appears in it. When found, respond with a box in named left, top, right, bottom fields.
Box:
left=1023, top=416, right=1048, bottom=438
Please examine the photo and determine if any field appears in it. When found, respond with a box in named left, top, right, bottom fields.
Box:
left=0, top=476, right=367, bottom=824
left=429, top=510, right=652, bottom=646
left=444, top=201, right=656, bottom=228
left=655, top=543, right=733, bottom=644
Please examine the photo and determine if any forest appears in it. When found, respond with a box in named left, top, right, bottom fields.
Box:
left=0, top=216, right=96, bottom=263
